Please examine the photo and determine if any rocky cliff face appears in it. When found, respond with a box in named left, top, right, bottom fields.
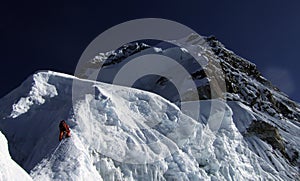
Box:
left=206, top=35, right=300, bottom=122
left=205, top=36, right=300, bottom=168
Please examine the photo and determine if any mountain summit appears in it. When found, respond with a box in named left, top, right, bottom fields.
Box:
left=0, top=34, right=299, bottom=180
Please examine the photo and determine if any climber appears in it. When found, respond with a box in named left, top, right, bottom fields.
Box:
left=59, top=120, right=71, bottom=141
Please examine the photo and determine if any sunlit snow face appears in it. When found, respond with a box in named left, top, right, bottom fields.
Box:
left=72, top=18, right=228, bottom=164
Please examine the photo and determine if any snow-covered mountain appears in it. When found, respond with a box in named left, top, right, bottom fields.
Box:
left=0, top=34, right=299, bottom=180
left=78, top=34, right=300, bottom=178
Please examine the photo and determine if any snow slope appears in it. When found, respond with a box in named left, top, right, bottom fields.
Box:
left=1, top=71, right=298, bottom=180
left=0, top=131, right=32, bottom=181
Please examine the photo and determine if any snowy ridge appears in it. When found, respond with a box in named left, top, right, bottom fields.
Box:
left=30, top=134, right=102, bottom=181
left=0, top=33, right=299, bottom=181
left=0, top=71, right=298, bottom=180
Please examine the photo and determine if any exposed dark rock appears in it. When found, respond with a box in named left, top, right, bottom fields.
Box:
left=103, top=43, right=150, bottom=67
left=205, top=36, right=300, bottom=122
left=191, top=69, right=206, bottom=80
left=246, top=121, right=287, bottom=156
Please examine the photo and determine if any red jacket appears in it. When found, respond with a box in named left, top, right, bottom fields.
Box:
left=59, top=120, right=71, bottom=141
left=59, top=121, right=70, bottom=132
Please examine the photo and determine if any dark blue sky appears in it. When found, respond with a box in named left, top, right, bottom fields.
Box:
left=1, top=0, right=300, bottom=102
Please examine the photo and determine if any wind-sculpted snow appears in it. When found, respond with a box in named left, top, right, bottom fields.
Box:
left=9, top=72, right=58, bottom=118
left=0, top=71, right=298, bottom=180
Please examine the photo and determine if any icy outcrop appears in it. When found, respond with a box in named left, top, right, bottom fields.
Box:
left=9, top=72, right=58, bottom=118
